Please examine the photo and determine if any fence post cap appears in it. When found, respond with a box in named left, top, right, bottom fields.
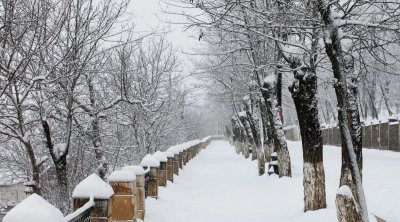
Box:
left=141, top=154, right=160, bottom=168
left=121, top=165, right=145, bottom=175
left=3, top=194, right=64, bottom=222
left=72, top=173, right=114, bottom=199
left=108, top=170, right=136, bottom=182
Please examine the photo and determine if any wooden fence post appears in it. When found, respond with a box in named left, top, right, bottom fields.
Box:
left=167, top=147, right=180, bottom=175
left=121, top=166, right=146, bottom=220
left=72, top=174, right=114, bottom=222
left=141, top=154, right=160, bottom=199
left=108, top=170, right=137, bottom=221
left=164, top=151, right=174, bottom=182
left=153, top=151, right=168, bottom=187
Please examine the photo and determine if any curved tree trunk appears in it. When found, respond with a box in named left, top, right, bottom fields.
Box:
left=262, top=79, right=291, bottom=177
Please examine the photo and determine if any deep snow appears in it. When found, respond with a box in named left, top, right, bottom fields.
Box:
left=145, top=140, right=400, bottom=222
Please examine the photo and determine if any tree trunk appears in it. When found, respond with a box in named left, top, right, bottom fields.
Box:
left=340, top=56, right=363, bottom=203
left=316, top=2, right=369, bottom=220
left=262, top=79, right=291, bottom=177
left=289, top=68, right=327, bottom=211
left=260, top=98, right=274, bottom=162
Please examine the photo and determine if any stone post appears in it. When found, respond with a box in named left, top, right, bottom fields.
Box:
left=121, top=166, right=146, bottom=221
left=167, top=147, right=180, bottom=175
left=164, top=151, right=174, bottom=182
left=178, top=150, right=184, bottom=169
left=141, top=154, right=160, bottom=199
left=153, top=151, right=168, bottom=187
left=182, top=149, right=187, bottom=165
left=72, top=174, right=114, bottom=222
left=108, top=170, right=137, bottom=222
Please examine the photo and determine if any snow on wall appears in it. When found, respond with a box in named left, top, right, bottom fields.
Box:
left=163, top=150, right=174, bottom=158
left=3, top=194, right=64, bottom=222
left=72, top=173, right=114, bottom=199
left=121, top=166, right=145, bottom=175
left=141, top=154, right=160, bottom=168
left=153, top=151, right=168, bottom=162
left=108, top=170, right=136, bottom=182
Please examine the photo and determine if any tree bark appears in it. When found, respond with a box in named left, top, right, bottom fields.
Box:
left=289, top=67, right=327, bottom=211
left=262, top=79, right=291, bottom=177
left=316, top=1, right=369, bottom=220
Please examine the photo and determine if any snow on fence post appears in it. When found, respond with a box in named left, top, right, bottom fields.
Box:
left=335, top=185, right=361, bottom=222
left=164, top=151, right=175, bottom=182
left=3, top=194, right=64, bottom=222
left=153, top=151, right=168, bottom=187
left=121, top=166, right=146, bottom=221
left=72, top=173, right=114, bottom=222
left=108, top=170, right=137, bottom=221
left=141, top=154, right=160, bottom=199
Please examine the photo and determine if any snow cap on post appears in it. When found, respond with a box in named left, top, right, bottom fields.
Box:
left=153, top=151, right=168, bottom=162
left=3, top=194, right=64, bottom=222
left=167, top=147, right=180, bottom=155
left=72, top=173, right=114, bottom=199
left=163, top=150, right=174, bottom=158
left=108, top=170, right=136, bottom=182
left=121, top=165, right=145, bottom=175
left=140, top=154, right=160, bottom=168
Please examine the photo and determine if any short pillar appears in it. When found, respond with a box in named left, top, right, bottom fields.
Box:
left=141, top=154, right=160, bottom=199
left=167, top=147, right=180, bottom=175
left=164, top=151, right=174, bottom=182
left=108, top=170, right=137, bottom=222
left=153, top=151, right=168, bottom=187
left=182, top=149, right=188, bottom=165
left=72, top=174, right=114, bottom=222
left=178, top=151, right=183, bottom=169
left=121, top=166, right=146, bottom=220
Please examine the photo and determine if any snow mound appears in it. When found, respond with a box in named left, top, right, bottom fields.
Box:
left=3, top=194, right=64, bottom=222
left=264, top=75, right=275, bottom=85
left=108, top=170, right=136, bottom=182
left=271, top=152, right=277, bottom=157
left=164, top=150, right=174, bottom=158
left=167, top=147, right=180, bottom=155
left=141, top=154, right=160, bottom=167
left=153, top=151, right=168, bottom=162
left=121, top=165, right=145, bottom=175
left=72, top=173, right=114, bottom=199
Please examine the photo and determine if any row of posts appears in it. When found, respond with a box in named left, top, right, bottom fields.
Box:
left=229, top=139, right=278, bottom=176
left=72, top=140, right=211, bottom=222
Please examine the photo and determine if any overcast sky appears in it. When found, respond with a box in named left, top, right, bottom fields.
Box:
left=128, top=0, right=201, bottom=70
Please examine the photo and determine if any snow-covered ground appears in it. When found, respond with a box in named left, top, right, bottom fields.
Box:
left=145, top=140, right=400, bottom=222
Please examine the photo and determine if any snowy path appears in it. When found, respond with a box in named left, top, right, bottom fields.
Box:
left=145, top=140, right=400, bottom=222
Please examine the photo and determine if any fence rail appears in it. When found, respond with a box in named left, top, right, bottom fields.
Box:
left=284, top=121, right=400, bottom=152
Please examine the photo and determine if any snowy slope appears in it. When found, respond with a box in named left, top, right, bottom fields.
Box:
left=145, top=140, right=400, bottom=222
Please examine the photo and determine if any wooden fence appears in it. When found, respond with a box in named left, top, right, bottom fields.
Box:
left=2, top=136, right=219, bottom=222
left=284, top=121, right=400, bottom=152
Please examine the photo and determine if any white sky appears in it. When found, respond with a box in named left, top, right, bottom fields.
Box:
left=127, top=0, right=200, bottom=72
left=127, top=0, right=208, bottom=104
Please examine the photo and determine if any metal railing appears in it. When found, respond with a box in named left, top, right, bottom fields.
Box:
left=65, top=205, right=93, bottom=222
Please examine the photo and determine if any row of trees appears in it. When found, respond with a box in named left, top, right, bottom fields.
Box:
left=170, top=0, right=400, bottom=221
left=0, top=0, right=203, bottom=213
